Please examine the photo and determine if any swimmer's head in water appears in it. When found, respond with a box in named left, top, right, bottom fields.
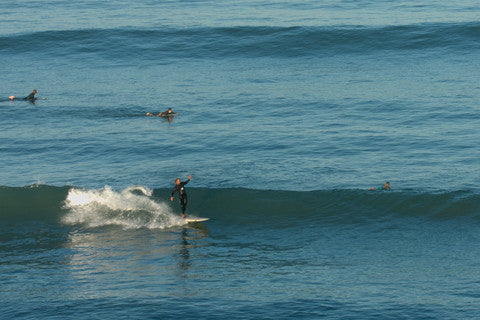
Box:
left=9, top=96, right=15, bottom=100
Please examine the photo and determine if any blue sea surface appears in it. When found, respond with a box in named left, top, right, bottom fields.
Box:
left=1, top=0, right=480, bottom=319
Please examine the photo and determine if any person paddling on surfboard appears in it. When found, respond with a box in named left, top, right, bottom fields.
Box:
left=147, top=108, right=176, bottom=122
left=9, top=89, right=37, bottom=102
left=146, top=108, right=175, bottom=117
left=171, top=175, right=191, bottom=218
left=369, top=181, right=391, bottom=190
left=24, top=89, right=37, bottom=101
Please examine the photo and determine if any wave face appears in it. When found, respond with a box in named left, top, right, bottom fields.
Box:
left=191, top=188, right=480, bottom=224
left=1, top=22, right=478, bottom=60
left=1, top=185, right=479, bottom=228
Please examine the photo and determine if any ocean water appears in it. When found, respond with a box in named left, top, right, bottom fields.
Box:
left=1, top=0, right=480, bottom=319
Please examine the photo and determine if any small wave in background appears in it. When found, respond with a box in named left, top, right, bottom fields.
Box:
left=1, top=22, right=479, bottom=61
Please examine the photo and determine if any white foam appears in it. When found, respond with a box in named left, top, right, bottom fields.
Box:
left=62, top=186, right=185, bottom=229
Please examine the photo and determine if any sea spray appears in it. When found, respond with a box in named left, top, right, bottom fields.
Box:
left=62, top=186, right=183, bottom=229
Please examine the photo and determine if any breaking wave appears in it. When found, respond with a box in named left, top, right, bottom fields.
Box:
left=62, top=186, right=185, bottom=229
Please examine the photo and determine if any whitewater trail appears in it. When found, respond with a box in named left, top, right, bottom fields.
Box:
left=62, top=186, right=185, bottom=229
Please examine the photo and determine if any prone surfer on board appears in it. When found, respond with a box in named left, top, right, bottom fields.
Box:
left=171, top=175, right=192, bottom=219
left=146, top=108, right=175, bottom=117
left=369, top=181, right=391, bottom=190
left=147, top=108, right=176, bottom=122
left=9, top=89, right=37, bottom=102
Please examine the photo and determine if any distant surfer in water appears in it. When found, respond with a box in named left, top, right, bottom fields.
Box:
left=146, top=108, right=176, bottom=122
left=146, top=108, right=175, bottom=117
left=24, top=89, right=37, bottom=101
left=369, top=181, right=391, bottom=190
left=9, top=89, right=37, bottom=102
left=171, top=175, right=192, bottom=218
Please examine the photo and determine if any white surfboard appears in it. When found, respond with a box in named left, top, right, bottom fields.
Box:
left=184, top=217, right=209, bottom=223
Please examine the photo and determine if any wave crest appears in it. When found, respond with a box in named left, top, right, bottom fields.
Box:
left=1, top=22, right=478, bottom=59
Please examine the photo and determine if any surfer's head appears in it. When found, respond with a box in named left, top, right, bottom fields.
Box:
left=9, top=96, right=15, bottom=100
left=167, top=108, right=172, bottom=113
left=32, top=89, right=37, bottom=94
left=175, top=178, right=181, bottom=185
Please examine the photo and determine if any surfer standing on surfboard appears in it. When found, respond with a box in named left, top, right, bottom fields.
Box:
left=171, top=175, right=191, bottom=218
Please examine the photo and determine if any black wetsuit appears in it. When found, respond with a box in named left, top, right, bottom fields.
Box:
left=23, top=91, right=36, bottom=101
left=171, top=179, right=190, bottom=214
